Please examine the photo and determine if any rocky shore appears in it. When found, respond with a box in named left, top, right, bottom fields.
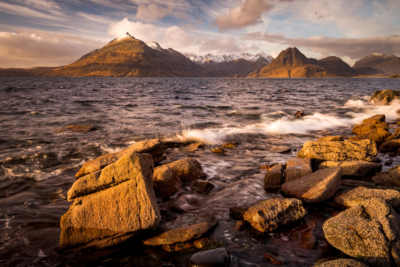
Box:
left=59, top=89, right=400, bottom=266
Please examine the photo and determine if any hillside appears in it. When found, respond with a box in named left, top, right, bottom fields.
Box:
left=46, top=33, right=228, bottom=77
left=248, top=47, right=339, bottom=78
left=353, top=53, right=400, bottom=74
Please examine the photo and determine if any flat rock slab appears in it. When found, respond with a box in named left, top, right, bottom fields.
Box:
left=264, top=163, right=284, bottom=189
left=334, top=186, right=400, bottom=209
left=317, top=259, right=369, bottom=267
left=323, top=198, right=400, bottom=267
left=60, top=153, right=160, bottom=250
left=243, top=198, right=306, bottom=232
left=297, top=140, right=378, bottom=162
left=372, top=165, right=400, bottom=187
left=281, top=166, right=342, bottom=204
left=75, top=139, right=176, bottom=178
left=318, top=161, right=382, bottom=178
left=284, top=158, right=312, bottom=182
left=143, top=211, right=218, bottom=247
left=188, top=248, right=230, bottom=267
left=271, top=146, right=291, bottom=153
left=153, top=165, right=182, bottom=198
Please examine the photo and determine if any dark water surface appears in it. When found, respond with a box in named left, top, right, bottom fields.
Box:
left=0, top=77, right=399, bottom=267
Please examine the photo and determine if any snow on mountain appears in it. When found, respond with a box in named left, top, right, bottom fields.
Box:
left=145, top=41, right=164, bottom=52
left=183, top=52, right=274, bottom=64
left=109, top=32, right=136, bottom=44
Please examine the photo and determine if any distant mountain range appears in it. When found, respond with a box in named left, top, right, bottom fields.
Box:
left=0, top=32, right=398, bottom=78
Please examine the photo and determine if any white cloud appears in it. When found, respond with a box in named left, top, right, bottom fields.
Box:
left=107, top=18, right=161, bottom=42
left=163, top=25, right=195, bottom=47
left=0, top=31, right=104, bottom=68
left=198, top=37, right=259, bottom=54
left=136, top=3, right=172, bottom=21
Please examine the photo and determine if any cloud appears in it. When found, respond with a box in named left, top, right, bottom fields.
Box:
left=107, top=18, right=160, bottom=42
left=163, top=25, right=195, bottom=47
left=198, top=37, right=259, bottom=54
left=136, top=3, right=172, bottom=21
left=213, top=0, right=273, bottom=32
left=243, top=32, right=400, bottom=59
left=0, top=31, right=104, bottom=68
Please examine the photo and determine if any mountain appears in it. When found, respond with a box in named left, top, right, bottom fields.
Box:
left=46, top=33, right=228, bottom=77
left=248, top=47, right=342, bottom=78
left=184, top=52, right=273, bottom=76
left=353, top=53, right=400, bottom=74
left=0, top=67, right=56, bottom=77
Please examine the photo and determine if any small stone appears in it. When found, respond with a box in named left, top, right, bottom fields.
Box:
left=244, top=198, right=307, bottom=232
left=183, top=142, right=205, bottom=152
left=212, top=148, right=226, bottom=154
left=264, top=253, right=284, bottom=265
left=221, top=142, right=237, bottom=148
left=187, top=248, right=230, bottom=267
left=294, top=111, right=308, bottom=118
left=191, top=180, right=214, bottom=194
left=53, top=124, right=96, bottom=133
left=271, top=146, right=291, bottom=153
left=235, top=220, right=248, bottom=231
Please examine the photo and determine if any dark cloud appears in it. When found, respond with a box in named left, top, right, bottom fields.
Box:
left=243, top=32, right=400, bottom=59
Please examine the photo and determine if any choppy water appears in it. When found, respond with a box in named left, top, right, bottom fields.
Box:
left=0, top=77, right=399, bottom=267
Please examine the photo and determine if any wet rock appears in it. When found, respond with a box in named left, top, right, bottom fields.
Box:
left=264, top=163, right=285, bottom=189
left=284, top=158, right=312, bottom=183
left=260, top=163, right=278, bottom=170
left=385, top=159, right=393, bottom=166
left=317, top=161, right=382, bottom=178
left=143, top=211, right=219, bottom=248
left=243, top=198, right=307, bottom=232
left=317, top=259, right=369, bottom=267
left=187, top=248, right=230, bottom=267
left=317, top=136, right=344, bottom=142
left=379, top=140, right=400, bottom=152
left=75, top=139, right=176, bottom=178
left=184, top=143, right=205, bottom=152
left=334, top=186, right=400, bottom=209
left=300, top=226, right=318, bottom=250
left=350, top=115, right=393, bottom=145
left=271, top=146, right=291, bottom=153
left=153, top=165, right=182, bottom=198
left=221, top=142, right=238, bottom=148
left=68, top=152, right=154, bottom=201
left=235, top=220, right=248, bottom=231
left=281, top=167, right=342, bottom=204
left=340, top=180, right=376, bottom=188
left=264, top=253, right=284, bottom=265
left=53, top=124, right=96, bottom=133
left=170, top=194, right=200, bottom=212
left=323, top=198, right=400, bottom=267
left=229, top=205, right=252, bottom=220
left=60, top=153, right=160, bottom=250
left=297, top=140, right=378, bottom=162
left=294, top=111, right=308, bottom=118
left=191, top=180, right=214, bottom=194
left=212, top=148, right=226, bottom=154
left=164, top=158, right=207, bottom=183
left=372, top=165, right=400, bottom=186
left=395, top=127, right=400, bottom=138
left=369, top=89, right=400, bottom=105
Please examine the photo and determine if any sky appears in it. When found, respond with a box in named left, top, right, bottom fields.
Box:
left=0, top=0, right=400, bottom=68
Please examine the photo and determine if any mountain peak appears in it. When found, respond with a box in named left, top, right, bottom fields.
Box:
left=145, top=41, right=163, bottom=52
left=117, top=32, right=135, bottom=41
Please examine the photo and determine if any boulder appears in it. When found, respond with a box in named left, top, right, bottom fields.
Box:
left=164, top=158, right=207, bottom=183
left=183, top=142, right=205, bottom=152
left=323, top=198, right=400, bottom=267
left=350, top=115, right=393, bottom=145
left=243, top=198, right=307, bottom=232
left=316, top=259, right=369, bottom=267
left=143, top=211, right=218, bottom=249
left=369, top=89, right=400, bottom=105
left=372, top=165, right=400, bottom=187
left=379, top=140, right=400, bottom=152
left=264, top=163, right=284, bottom=189
left=317, top=136, right=344, bottom=142
left=284, top=158, right=313, bottom=182
left=153, top=165, right=182, bottom=198
left=334, top=186, right=400, bottom=209
left=75, top=139, right=176, bottom=178
left=187, top=248, right=230, bottom=267
left=297, top=140, right=378, bottom=162
left=60, top=152, right=160, bottom=250
left=191, top=180, right=214, bottom=194
left=271, top=146, right=291, bottom=153
left=317, top=161, right=382, bottom=178
left=281, top=167, right=342, bottom=204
